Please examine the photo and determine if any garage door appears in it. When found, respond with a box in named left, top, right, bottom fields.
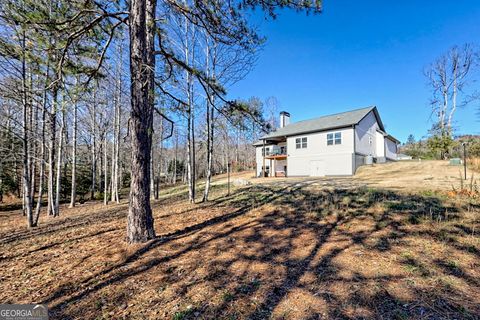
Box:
left=309, top=160, right=325, bottom=177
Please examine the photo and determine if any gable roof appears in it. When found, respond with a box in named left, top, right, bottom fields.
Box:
left=255, top=106, right=384, bottom=144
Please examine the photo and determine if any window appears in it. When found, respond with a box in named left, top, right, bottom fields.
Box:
left=327, top=133, right=334, bottom=145
left=262, top=147, right=270, bottom=156
left=327, top=132, right=342, bottom=145
left=335, top=132, right=342, bottom=144
left=296, top=137, right=307, bottom=149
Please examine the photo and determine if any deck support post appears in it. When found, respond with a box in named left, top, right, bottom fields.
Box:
left=273, top=158, right=276, bottom=177
left=262, top=139, right=266, bottom=178
left=270, top=159, right=273, bottom=177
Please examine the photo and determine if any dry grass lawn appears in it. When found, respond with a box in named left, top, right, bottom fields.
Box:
left=0, top=162, right=479, bottom=319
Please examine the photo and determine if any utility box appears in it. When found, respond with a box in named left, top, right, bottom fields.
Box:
left=365, top=155, right=374, bottom=165
left=449, top=158, right=462, bottom=166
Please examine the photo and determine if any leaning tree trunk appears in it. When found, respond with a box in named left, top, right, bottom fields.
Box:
left=126, top=0, right=156, bottom=243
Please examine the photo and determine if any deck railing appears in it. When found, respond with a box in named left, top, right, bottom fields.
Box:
left=270, top=146, right=287, bottom=156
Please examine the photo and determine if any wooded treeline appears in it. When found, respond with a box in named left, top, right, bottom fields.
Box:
left=401, top=134, right=480, bottom=160
left=0, top=0, right=319, bottom=241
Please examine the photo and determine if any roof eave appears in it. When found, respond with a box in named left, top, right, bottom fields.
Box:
left=259, top=124, right=356, bottom=140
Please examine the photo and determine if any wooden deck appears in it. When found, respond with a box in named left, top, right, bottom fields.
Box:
left=264, top=154, right=287, bottom=160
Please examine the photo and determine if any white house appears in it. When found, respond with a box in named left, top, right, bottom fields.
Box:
left=254, top=106, right=399, bottom=177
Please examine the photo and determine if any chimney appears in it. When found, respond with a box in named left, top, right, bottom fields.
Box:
left=279, top=111, right=290, bottom=128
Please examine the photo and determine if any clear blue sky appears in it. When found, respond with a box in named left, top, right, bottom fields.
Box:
left=227, top=0, right=480, bottom=143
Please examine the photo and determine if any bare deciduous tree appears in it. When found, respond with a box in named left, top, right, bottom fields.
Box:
left=425, top=44, right=478, bottom=135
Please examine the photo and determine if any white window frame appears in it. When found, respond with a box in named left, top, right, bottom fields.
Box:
left=295, top=137, right=307, bottom=149
left=334, top=132, right=342, bottom=145
left=327, top=132, right=342, bottom=145
left=262, top=147, right=270, bottom=156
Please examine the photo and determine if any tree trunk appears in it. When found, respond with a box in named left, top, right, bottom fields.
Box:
left=126, top=0, right=156, bottom=243
left=111, top=43, right=122, bottom=204
left=34, top=95, right=46, bottom=226
left=69, top=93, right=77, bottom=208
left=91, top=88, right=97, bottom=200
left=104, top=130, right=108, bottom=206
left=185, top=18, right=196, bottom=203
left=47, top=87, right=57, bottom=216
left=21, top=32, right=33, bottom=227
left=114, top=96, right=121, bottom=203
left=203, top=99, right=214, bottom=201
left=29, top=73, right=37, bottom=203
left=54, top=100, right=65, bottom=217
left=110, top=119, right=116, bottom=203
left=186, top=105, right=194, bottom=202
left=203, top=40, right=216, bottom=202
left=173, top=128, right=178, bottom=184
left=110, top=86, right=118, bottom=203
left=33, top=63, right=50, bottom=226
left=154, top=125, right=163, bottom=200
left=150, top=141, right=155, bottom=199
left=0, top=175, right=3, bottom=203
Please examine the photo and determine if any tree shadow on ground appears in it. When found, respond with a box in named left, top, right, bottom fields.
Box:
left=0, top=204, right=128, bottom=245
left=7, top=181, right=478, bottom=319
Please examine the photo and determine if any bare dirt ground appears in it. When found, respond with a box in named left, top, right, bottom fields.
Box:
left=0, top=162, right=479, bottom=319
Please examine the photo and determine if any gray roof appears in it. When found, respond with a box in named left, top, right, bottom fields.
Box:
left=254, top=106, right=383, bottom=145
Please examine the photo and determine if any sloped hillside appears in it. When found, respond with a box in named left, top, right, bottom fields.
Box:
left=354, top=160, right=476, bottom=191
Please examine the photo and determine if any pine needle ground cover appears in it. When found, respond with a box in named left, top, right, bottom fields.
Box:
left=0, top=163, right=479, bottom=319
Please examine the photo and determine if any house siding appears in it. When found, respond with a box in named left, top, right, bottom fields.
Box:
left=385, top=138, right=397, bottom=160
left=375, top=131, right=386, bottom=162
left=353, top=153, right=365, bottom=173
left=286, top=128, right=354, bottom=176
left=355, top=111, right=379, bottom=156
